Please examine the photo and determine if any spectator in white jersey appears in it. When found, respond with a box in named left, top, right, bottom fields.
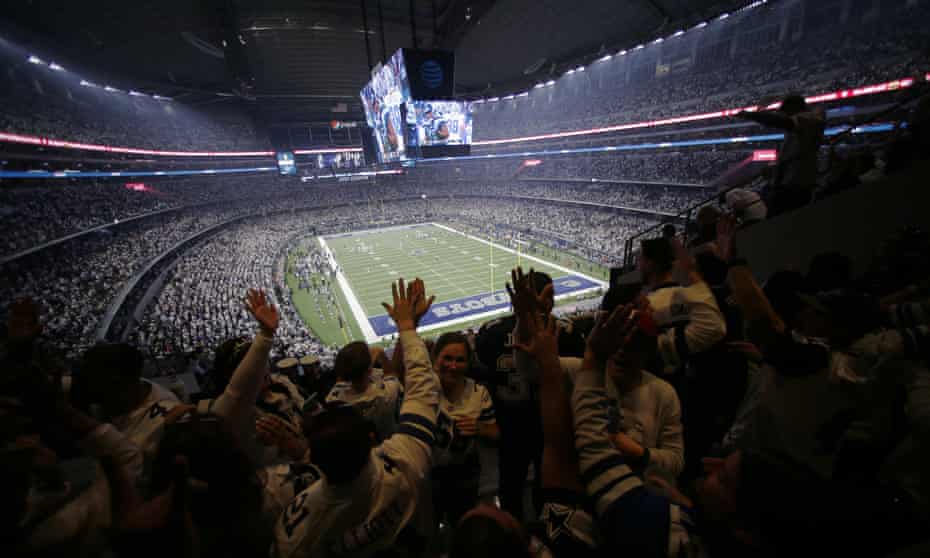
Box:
left=326, top=341, right=404, bottom=441
left=637, top=238, right=727, bottom=375
left=432, top=332, right=499, bottom=532
left=70, top=343, right=181, bottom=465
left=272, top=278, right=439, bottom=558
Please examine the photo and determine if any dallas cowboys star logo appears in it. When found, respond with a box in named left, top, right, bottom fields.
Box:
left=542, top=503, right=575, bottom=541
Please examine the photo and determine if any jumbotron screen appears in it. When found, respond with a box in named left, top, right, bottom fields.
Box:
left=360, top=50, right=410, bottom=163
left=405, top=101, right=473, bottom=148
left=276, top=151, right=297, bottom=175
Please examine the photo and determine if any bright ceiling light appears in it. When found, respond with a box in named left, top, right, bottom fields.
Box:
left=48, top=62, right=64, bottom=71
left=28, top=55, right=45, bottom=65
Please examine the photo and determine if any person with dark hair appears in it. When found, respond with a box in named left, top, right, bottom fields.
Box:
left=737, top=94, right=825, bottom=216
left=431, top=331, right=499, bottom=531
left=638, top=237, right=727, bottom=375
left=476, top=268, right=585, bottom=522
left=71, top=342, right=181, bottom=465
left=326, top=341, right=404, bottom=441
left=272, top=278, right=439, bottom=558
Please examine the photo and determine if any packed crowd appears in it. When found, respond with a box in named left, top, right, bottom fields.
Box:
left=1, top=149, right=738, bottom=259
left=0, top=44, right=269, bottom=152
left=472, top=0, right=929, bottom=140
left=4, top=198, right=930, bottom=556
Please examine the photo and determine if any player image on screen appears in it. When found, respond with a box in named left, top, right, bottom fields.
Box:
left=276, top=151, right=297, bottom=175
left=408, top=100, right=473, bottom=147
left=359, top=49, right=412, bottom=163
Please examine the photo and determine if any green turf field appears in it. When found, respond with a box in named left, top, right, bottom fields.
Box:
left=307, top=223, right=606, bottom=343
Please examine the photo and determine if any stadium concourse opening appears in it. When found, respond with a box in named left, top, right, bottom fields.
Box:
left=317, top=223, right=606, bottom=342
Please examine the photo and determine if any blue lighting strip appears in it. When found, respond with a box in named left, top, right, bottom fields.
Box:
left=0, top=166, right=278, bottom=179
left=416, top=123, right=896, bottom=163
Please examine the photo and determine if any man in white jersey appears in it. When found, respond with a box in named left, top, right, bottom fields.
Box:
left=326, top=341, right=404, bottom=441
left=272, top=278, right=438, bottom=558
left=71, top=343, right=181, bottom=464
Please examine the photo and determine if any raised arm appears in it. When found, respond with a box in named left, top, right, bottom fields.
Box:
left=380, top=278, right=440, bottom=478
left=571, top=307, right=698, bottom=558
left=509, top=269, right=581, bottom=491
left=737, top=109, right=796, bottom=130
left=211, top=289, right=278, bottom=441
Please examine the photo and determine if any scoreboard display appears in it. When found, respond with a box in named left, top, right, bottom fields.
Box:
left=405, top=100, right=473, bottom=148
left=360, top=48, right=469, bottom=163
left=276, top=152, right=297, bottom=175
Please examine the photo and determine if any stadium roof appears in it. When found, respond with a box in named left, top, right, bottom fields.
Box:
left=0, top=0, right=750, bottom=124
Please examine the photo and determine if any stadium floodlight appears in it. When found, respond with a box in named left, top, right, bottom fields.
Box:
left=565, top=68, right=575, bottom=76
left=79, top=79, right=97, bottom=88
left=152, top=95, right=172, bottom=101
left=48, top=62, right=65, bottom=71
left=129, top=90, right=146, bottom=97
left=653, top=38, right=664, bottom=44
left=502, top=94, right=515, bottom=100
left=718, top=12, right=730, bottom=19
left=695, top=21, right=708, bottom=29
left=634, top=44, right=645, bottom=50
left=576, top=66, right=585, bottom=72
left=487, top=97, right=499, bottom=102
left=545, top=80, right=555, bottom=86
left=517, top=91, right=529, bottom=97
left=672, top=30, right=684, bottom=37
left=618, top=50, right=628, bottom=56
left=104, top=85, right=121, bottom=92
left=534, top=83, right=546, bottom=89
left=28, top=55, right=45, bottom=65
left=599, top=54, right=612, bottom=62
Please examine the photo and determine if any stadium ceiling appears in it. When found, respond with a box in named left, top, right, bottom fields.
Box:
left=0, top=0, right=751, bottom=124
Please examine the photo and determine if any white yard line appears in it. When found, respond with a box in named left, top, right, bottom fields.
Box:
left=430, top=222, right=608, bottom=288
left=318, top=236, right=379, bottom=343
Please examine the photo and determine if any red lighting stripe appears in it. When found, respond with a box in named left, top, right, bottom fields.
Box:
left=472, top=77, right=916, bottom=147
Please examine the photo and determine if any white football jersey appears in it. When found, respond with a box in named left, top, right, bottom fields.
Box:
left=326, top=373, right=404, bottom=440
left=433, top=378, right=495, bottom=468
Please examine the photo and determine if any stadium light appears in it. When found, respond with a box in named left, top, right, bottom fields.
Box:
left=487, top=97, right=499, bottom=102
left=129, top=90, right=146, bottom=97
left=634, top=44, right=645, bottom=50
left=545, top=80, right=555, bottom=86
left=103, top=85, right=122, bottom=92
left=502, top=94, right=515, bottom=100
left=534, top=83, right=546, bottom=89
left=576, top=66, right=585, bottom=72
left=672, top=30, right=684, bottom=37
left=517, top=91, right=529, bottom=97
left=28, top=55, right=45, bottom=65
left=618, top=50, right=628, bottom=56
left=652, top=38, right=664, bottom=44
left=718, top=13, right=730, bottom=19
left=48, top=62, right=65, bottom=71
left=152, top=94, right=172, bottom=101
left=565, top=68, right=575, bottom=75
left=598, top=54, right=612, bottom=62
left=694, top=21, right=708, bottom=29
left=79, top=79, right=97, bottom=88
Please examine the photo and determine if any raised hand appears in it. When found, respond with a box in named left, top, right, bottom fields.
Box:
left=585, top=304, right=636, bottom=364
left=245, top=289, right=279, bottom=335
left=382, top=278, right=421, bottom=332
left=256, top=415, right=308, bottom=461
left=506, top=267, right=553, bottom=319
left=408, top=277, right=435, bottom=325
left=512, top=310, right=559, bottom=362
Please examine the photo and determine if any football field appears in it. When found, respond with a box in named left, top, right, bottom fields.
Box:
left=317, top=223, right=606, bottom=342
